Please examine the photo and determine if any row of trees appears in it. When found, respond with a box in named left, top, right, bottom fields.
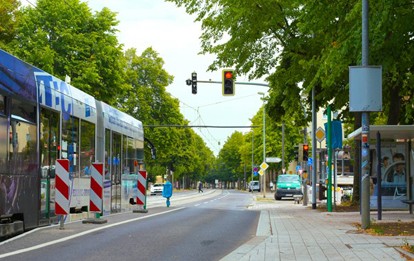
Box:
left=168, top=0, right=414, bottom=202
left=0, top=0, right=218, bottom=186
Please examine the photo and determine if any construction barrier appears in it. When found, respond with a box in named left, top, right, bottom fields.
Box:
left=136, top=170, right=147, bottom=207
left=89, top=163, right=103, bottom=212
left=55, top=159, right=70, bottom=215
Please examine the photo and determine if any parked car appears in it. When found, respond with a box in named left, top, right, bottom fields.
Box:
left=150, top=183, right=164, bottom=195
left=274, top=174, right=302, bottom=200
left=248, top=181, right=260, bottom=192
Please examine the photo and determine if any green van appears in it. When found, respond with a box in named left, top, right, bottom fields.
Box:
left=274, top=174, right=302, bottom=200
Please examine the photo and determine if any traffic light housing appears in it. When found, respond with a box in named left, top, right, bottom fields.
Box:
left=191, top=72, right=197, bottom=94
left=222, top=69, right=235, bottom=96
left=303, top=144, right=309, bottom=161
left=294, top=145, right=299, bottom=161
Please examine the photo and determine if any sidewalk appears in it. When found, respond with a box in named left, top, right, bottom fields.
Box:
left=221, top=192, right=414, bottom=261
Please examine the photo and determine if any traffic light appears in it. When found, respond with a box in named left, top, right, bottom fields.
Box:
left=222, top=69, right=235, bottom=96
left=303, top=144, right=309, bottom=161
left=191, top=72, right=197, bottom=94
left=294, top=145, right=299, bottom=161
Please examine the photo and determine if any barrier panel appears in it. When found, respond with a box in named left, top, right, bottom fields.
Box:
left=133, top=170, right=148, bottom=213
left=89, top=163, right=103, bottom=212
left=55, top=159, right=70, bottom=215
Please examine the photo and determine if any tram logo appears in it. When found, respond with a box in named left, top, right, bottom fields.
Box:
left=34, top=72, right=72, bottom=119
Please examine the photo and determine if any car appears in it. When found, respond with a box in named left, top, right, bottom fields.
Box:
left=150, top=183, right=164, bottom=195
left=274, top=174, right=302, bottom=200
left=248, top=181, right=260, bottom=192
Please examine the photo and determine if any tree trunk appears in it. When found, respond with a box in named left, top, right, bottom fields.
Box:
left=352, top=112, right=361, bottom=205
left=387, top=84, right=401, bottom=125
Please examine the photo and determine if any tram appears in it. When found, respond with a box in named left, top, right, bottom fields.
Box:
left=0, top=49, right=144, bottom=239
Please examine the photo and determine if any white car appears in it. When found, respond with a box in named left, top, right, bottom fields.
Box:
left=248, top=181, right=260, bottom=192
left=150, top=183, right=164, bottom=195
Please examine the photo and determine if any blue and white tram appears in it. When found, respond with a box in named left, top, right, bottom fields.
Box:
left=0, top=49, right=144, bottom=239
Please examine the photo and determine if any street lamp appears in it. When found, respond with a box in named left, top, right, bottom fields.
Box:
left=258, top=92, right=266, bottom=198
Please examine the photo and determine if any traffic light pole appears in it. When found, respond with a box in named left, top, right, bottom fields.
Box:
left=195, top=80, right=269, bottom=87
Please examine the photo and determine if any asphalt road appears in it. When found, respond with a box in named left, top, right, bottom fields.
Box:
left=0, top=190, right=260, bottom=261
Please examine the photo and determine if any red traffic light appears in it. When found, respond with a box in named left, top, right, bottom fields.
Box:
left=303, top=144, right=309, bottom=151
left=224, top=71, right=233, bottom=79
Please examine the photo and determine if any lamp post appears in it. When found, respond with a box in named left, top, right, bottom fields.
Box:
left=258, top=92, right=266, bottom=198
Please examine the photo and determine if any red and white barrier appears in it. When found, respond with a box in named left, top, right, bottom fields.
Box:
left=55, top=159, right=70, bottom=215
left=136, top=170, right=147, bottom=206
left=89, top=163, right=103, bottom=212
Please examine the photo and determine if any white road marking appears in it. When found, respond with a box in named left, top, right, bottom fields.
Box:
left=0, top=207, right=184, bottom=259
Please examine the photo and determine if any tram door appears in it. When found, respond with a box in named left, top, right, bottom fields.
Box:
left=39, top=108, right=60, bottom=225
left=110, top=132, right=122, bottom=213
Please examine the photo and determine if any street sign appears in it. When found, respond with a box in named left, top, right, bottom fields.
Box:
left=254, top=171, right=258, bottom=176
left=258, top=169, right=264, bottom=176
left=260, top=162, right=269, bottom=170
left=266, top=157, right=281, bottom=163
left=307, top=157, right=313, bottom=166
left=316, top=127, right=325, bottom=142
left=296, top=165, right=301, bottom=171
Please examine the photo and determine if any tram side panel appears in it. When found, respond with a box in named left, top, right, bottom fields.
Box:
left=97, top=101, right=144, bottom=215
left=0, top=49, right=40, bottom=237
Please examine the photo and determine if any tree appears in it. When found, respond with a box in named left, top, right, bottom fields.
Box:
left=217, top=131, right=244, bottom=188
left=120, top=47, right=214, bottom=187
left=0, top=0, right=21, bottom=51
left=11, top=0, right=127, bottom=104
left=167, top=0, right=414, bottom=203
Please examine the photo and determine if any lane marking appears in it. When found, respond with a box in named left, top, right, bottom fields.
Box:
left=0, top=207, right=184, bottom=259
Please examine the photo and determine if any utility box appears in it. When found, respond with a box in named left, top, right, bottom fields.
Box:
left=349, top=66, right=382, bottom=112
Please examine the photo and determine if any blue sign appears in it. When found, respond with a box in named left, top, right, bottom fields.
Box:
left=254, top=171, right=258, bottom=176
left=296, top=165, right=301, bottom=171
left=307, top=158, right=313, bottom=166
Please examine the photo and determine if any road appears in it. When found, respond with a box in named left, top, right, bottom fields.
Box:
left=0, top=190, right=260, bottom=261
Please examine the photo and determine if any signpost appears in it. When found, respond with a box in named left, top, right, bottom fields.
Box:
left=266, top=157, right=281, bottom=163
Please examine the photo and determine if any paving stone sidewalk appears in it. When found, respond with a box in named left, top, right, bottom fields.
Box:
left=221, top=195, right=414, bottom=261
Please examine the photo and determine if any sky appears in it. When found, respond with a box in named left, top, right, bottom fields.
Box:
left=25, top=0, right=269, bottom=155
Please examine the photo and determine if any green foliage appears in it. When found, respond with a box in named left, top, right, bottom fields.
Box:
left=10, top=0, right=127, bottom=105
left=0, top=0, right=21, bottom=51
left=120, top=48, right=215, bottom=185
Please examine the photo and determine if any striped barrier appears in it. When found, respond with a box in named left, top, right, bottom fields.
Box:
left=55, top=159, right=70, bottom=215
left=89, top=163, right=103, bottom=213
left=136, top=170, right=147, bottom=206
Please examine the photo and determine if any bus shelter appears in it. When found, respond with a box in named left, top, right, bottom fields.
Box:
left=347, top=125, right=414, bottom=211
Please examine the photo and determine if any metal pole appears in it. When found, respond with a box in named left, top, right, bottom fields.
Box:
left=263, top=96, right=266, bottom=198
left=327, top=105, right=332, bottom=212
left=311, top=87, right=317, bottom=209
left=376, top=132, right=382, bottom=220
left=303, top=106, right=308, bottom=206
left=251, top=132, right=254, bottom=183
left=361, top=0, right=370, bottom=229
left=282, top=122, right=285, bottom=170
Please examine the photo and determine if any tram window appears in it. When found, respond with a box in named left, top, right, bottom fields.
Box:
left=80, top=120, right=95, bottom=177
left=62, top=116, right=79, bottom=177
left=136, top=139, right=144, bottom=163
left=40, top=108, right=60, bottom=178
left=104, top=129, right=111, bottom=180
left=0, top=116, right=7, bottom=173
left=11, top=99, right=36, bottom=124
left=0, top=95, right=5, bottom=115
left=124, top=136, right=134, bottom=174
left=8, top=99, right=37, bottom=175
